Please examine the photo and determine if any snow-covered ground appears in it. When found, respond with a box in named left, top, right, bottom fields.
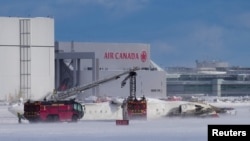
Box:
left=0, top=102, right=249, bottom=141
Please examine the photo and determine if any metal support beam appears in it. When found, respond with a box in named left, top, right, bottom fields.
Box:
left=55, top=51, right=96, bottom=95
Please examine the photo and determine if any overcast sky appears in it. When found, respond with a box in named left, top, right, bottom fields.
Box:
left=1, top=0, right=250, bottom=67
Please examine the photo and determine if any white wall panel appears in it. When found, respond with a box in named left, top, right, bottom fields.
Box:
left=30, top=47, right=54, bottom=99
left=0, top=47, right=20, bottom=100
left=0, top=17, right=54, bottom=100
left=30, top=17, right=54, bottom=46
left=0, top=18, right=19, bottom=45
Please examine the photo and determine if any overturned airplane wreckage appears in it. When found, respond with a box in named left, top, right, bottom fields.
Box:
left=166, top=101, right=236, bottom=118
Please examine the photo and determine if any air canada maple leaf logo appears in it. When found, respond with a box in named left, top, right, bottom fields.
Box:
left=140, top=51, right=147, bottom=62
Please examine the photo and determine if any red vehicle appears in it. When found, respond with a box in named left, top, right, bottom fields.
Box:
left=126, top=97, right=147, bottom=119
left=120, top=71, right=147, bottom=120
left=24, top=100, right=84, bottom=123
left=21, top=67, right=139, bottom=124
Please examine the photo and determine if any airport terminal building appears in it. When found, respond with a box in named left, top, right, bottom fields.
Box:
left=166, top=60, right=250, bottom=97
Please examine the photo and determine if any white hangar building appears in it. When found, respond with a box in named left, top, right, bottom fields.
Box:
left=0, top=16, right=166, bottom=101
left=0, top=17, right=54, bottom=101
left=55, top=42, right=166, bottom=99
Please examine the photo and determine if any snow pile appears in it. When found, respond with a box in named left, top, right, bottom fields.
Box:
left=0, top=99, right=250, bottom=141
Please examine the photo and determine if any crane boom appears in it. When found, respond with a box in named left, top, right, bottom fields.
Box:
left=50, top=67, right=139, bottom=100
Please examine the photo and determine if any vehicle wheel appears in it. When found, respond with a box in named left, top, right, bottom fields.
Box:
left=29, top=119, right=38, bottom=123
left=47, top=115, right=59, bottom=122
left=72, top=115, right=78, bottom=122
left=53, top=115, right=59, bottom=122
left=46, top=115, right=53, bottom=122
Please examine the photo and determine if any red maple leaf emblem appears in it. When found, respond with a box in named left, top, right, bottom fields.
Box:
left=140, top=51, right=147, bottom=62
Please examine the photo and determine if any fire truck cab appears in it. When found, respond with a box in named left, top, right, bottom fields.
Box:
left=24, top=100, right=84, bottom=123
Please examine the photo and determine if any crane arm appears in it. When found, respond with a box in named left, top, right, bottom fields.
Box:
left=54, top=67, right=139, bottom=100
left=120, top=71, right=137, bottom=99
left=121, top=75, right=130, bottom=88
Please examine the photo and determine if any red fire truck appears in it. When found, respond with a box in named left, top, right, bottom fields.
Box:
left=24, top=100, right=84, bottom=123
left=126, top=97, right=147, bottom=119
left=120, top=71, right=147, bottom=121
left=21, top=67, right=140, bottom=124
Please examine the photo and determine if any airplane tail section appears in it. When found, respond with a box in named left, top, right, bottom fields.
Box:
left=8, top=98, right=25, bottom=123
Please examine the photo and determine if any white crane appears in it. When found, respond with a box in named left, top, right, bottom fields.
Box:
left=44, top=67, right=140, bottom=101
